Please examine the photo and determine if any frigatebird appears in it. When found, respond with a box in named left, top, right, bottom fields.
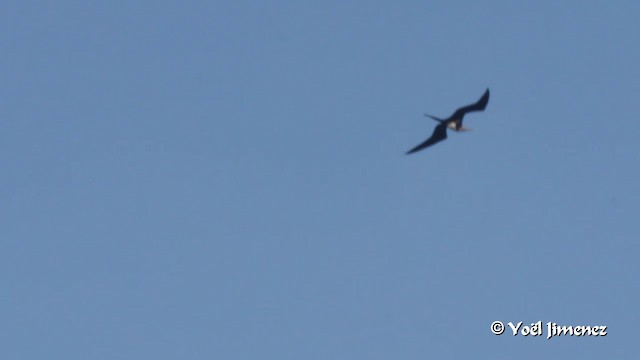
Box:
left=406, top=88, right=490, bottom=155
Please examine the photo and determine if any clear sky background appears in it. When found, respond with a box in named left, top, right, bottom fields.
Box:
left=2, top=1, right=639, bottom=359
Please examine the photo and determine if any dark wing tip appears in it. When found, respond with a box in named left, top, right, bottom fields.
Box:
left=405, top=124, right=447, bottom=155
left=468, top=88, right=490, bottom=113
left=479, top=88, right=490, bottom=107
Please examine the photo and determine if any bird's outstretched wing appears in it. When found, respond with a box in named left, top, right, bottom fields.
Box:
left=451, top=88, right=490, bottom=119
left=406, top=123, right=447, bottom=155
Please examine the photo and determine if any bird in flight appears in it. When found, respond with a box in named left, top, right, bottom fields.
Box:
left=406, top=88, right=490, bottom=155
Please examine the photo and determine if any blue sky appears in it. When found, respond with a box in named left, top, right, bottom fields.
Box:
left=2, top=1, right=639, bottom=358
